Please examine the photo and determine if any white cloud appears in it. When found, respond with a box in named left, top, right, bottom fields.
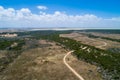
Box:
left=0, top=6, right=120, bottom=29
left=0, top=6, right=4, bottom=10
left=20, top=8, right=31, bottom=13
left=37, top=5, right=48, bottom=10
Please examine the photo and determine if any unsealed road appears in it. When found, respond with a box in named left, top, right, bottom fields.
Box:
left=63, top=51, right=85, bottom=80
left=63, top=42, right=107, bottom=80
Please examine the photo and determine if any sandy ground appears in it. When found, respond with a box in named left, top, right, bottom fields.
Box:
left=60, top=32, right=120, bottom=50
left=88, top=32, right=120, bottom=39
left=0, top=51, right=6, bottom=58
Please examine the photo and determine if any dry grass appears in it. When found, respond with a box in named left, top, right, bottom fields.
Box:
left=0, top=40, right=102, bottom=80
left=89, top=32, right=120, bottom=39
left=60, top=32, right=120, bottom=50
left=0, top=51, right=7, bottom=58
left=67, top=53, right=102, bottom=80
left=60, top=33, right=106, bottom=49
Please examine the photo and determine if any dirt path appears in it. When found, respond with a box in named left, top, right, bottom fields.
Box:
left=63, top=41, right=107, bottom=80
left=96, top=41, right=107, bottom=48
left=63, top=51, right=85, bottom=80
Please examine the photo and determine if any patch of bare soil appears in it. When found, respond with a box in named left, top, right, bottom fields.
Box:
left=89, top=32, right=120, bottom=39
left=60, top=33, right=106, bottom=49
left=0, top=51, right=7, bottom=58
left=60, top=32, right=120, bottom=50
left=0, top=40, right=102, bottom=80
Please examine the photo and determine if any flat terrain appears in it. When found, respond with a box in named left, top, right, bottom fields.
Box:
left=60, top=32, right=120, bottom=50
left=86, top=32, right=120, bottom=39
left=0, top=40, right=102, bottom=80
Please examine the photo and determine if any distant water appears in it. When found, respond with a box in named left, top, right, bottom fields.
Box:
left=0, top=28, right=120, bottom=34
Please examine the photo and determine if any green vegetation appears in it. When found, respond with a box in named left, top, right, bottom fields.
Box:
left=29, top=31, right=119, bottom=80
left=51, top=36, right=120, bottom=79
left=0, top=38, right=25, bottom=50
left=0, top=40, right=14, bottom=50
left=10, top=40, right=25, bottom=50
left=0, top=38, right=25, bottom=72
left=107, top=48, right=120, bottom=54
left=83, top=29, right=120, bottom=34
left=82, top=33, right=120, bottom=43
left=1, top=30, right=120, bottom=80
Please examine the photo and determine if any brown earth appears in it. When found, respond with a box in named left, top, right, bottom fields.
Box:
left=60, top=32, right=120, bottom=50
left=0, top=40, right=102, bottom=80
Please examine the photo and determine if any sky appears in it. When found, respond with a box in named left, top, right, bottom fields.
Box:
left=0, top=0, right=120, bottom=29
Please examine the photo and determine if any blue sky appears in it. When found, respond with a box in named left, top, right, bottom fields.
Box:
left=1, top=0, right=120, bottom=17
left=0, top=0, right=120, bottom=29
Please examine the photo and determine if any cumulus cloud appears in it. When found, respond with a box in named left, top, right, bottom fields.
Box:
left=0, top=6, right=120, bottom=29
left=37, top=5, right=48, bottom=10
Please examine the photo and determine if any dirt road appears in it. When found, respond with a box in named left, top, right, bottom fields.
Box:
left=96, top=41, right=107, bottom=48
left=63, top=51, right=85, bottom=80
left=63, top=42, right=107, bottom=80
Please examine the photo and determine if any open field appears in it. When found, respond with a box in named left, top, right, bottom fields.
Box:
left=0, top=30, right=120, bottom=80
left=85, top=32, right=120, bottom=39
left=60, top=32, right=120, bottom=51
left=0, top=40, right=102, bottom=80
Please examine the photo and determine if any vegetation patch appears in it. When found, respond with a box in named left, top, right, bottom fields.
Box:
left=0, top=38, right=25, bottom=72
left=32, top=31, right=120, bottom=80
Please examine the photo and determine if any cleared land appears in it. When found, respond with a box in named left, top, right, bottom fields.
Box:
left=86, top=32, right=120, bottom=39
left=60, top=32, right=120, bottom=50
left=0, top=40, right=102, bottom=80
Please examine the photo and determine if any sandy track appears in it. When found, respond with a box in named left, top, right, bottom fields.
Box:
left=63, top=42, right=107, bottom=80
left=63, top=51, right=85, bottom=80
left=96, top=41, right=107, bottom=48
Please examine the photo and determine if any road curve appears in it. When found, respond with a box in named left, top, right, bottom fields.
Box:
left=63, top=51, right=85, bottom=80
left=96, top=41, right=107, bottom=48
left=63, top=41, right=107, bottom=80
